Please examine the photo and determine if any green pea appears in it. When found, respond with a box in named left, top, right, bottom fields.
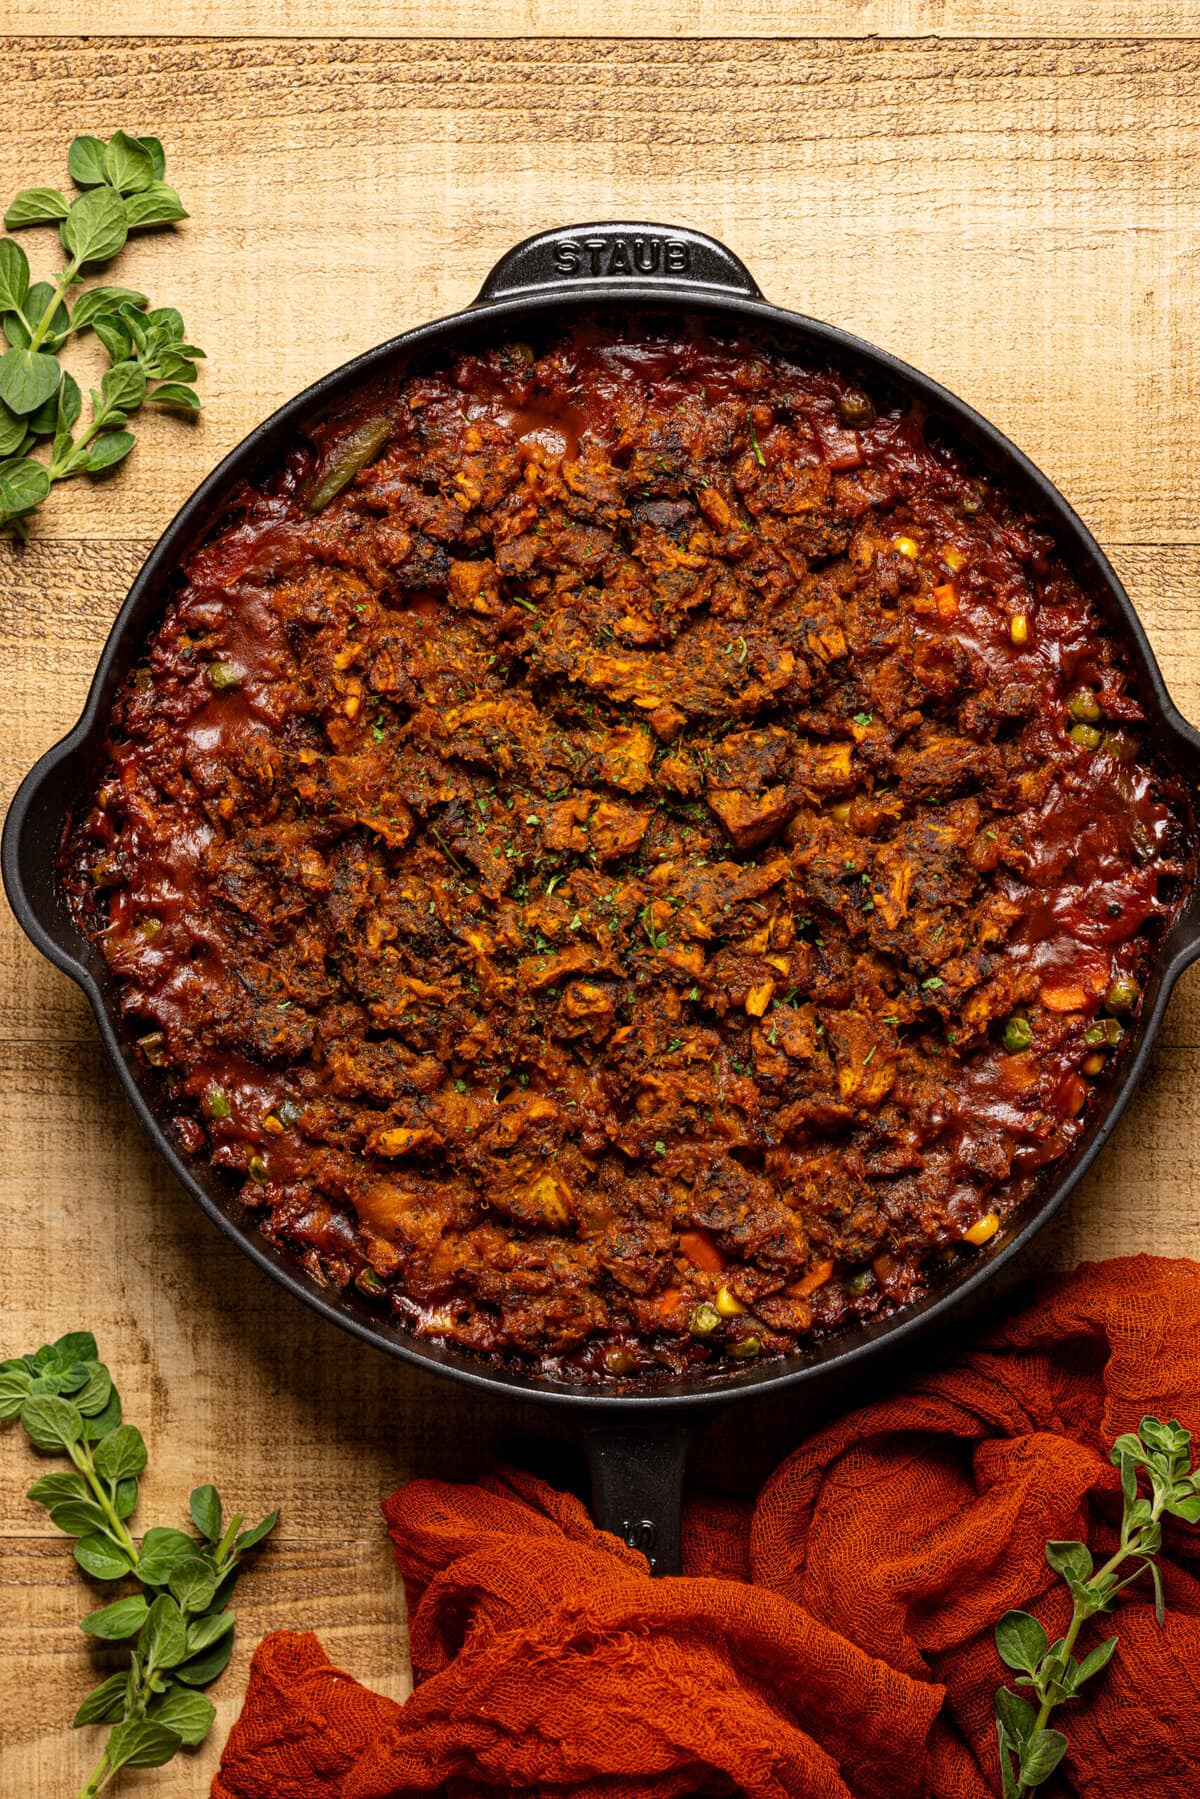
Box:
left=1002, top=1016, right=1033, bottom=1053
left=1067, top=689, right=1102, bottom=724
left=1102, top=730, right=1138, bottom=763
left=1105, top=976, right=1138, bottom=1013
left=845, top=1269, right=874, bottom=1297
left=727, top=1335, right=761, bottom=1361
left=838, top=390, right=875, bottom=428
left=1069, top=723, right=1103, bottom=750
left=207, top=661, right=241, bottom=692
left=688, top=1302, right=721, bottom=1338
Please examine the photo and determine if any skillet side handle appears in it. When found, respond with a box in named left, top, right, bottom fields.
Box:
left=474, top=222, right=763, bottom=306
left=585, top=1422, right=689, bottom=1576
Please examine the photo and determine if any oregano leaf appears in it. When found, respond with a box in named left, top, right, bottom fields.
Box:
left=68, top=136, right=109, bottom=188
left=148, top=1686, right=216, bottom=1746
left=61, top=187, right=128, bottom=266
left=81, top=1593, right=150, bottom=1641
left=72, top=1670, right=130, bottom=1727
left=0, top=347, right=61, bottom=416
left=102, top=131, right=156, bottom=196
left=5, top=187, right=70, bottom=228
left=20, top=1392, right=83, bottom=1452
left=189, top=1483, right=222, bottom=1544
left=124, top=182, right=187, bottom=230
left=106, top=1717, right=180, bottom=1771
left=74, top=1531, right=135, bottom=1581
left=93, top=1422, right=147, bottom=1482
left=0, top=238, right=30, bottom=313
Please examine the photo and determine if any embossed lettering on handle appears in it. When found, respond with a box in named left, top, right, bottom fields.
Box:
left=475, top=222, right=762, bottom=307
left=550, top=233, right=693, bottom=281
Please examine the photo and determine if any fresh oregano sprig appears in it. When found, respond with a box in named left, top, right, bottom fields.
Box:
left=0, top=130, right=205, bottom=537
left=1, top=1332, right=277, bottom=1798
left=994, top=1415, right=1200, bottom=1796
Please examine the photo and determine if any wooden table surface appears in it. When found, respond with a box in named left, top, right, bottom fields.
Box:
left=4, top=6, right=1200, bottom=1792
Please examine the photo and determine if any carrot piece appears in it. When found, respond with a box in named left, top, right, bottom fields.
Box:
left=1039, top=981, right=1088, bottom=1012
left=789, top=1258, right=836, bottom=1299
left=932, top=583, right=958, bottom=619
left=1060, top=1072, right=1090, bottom=1118
left=679, top=1228, right=726, bottom=1274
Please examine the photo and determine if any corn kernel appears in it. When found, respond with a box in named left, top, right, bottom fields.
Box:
left=893, top=535, right=919, bottom=560
left=941, top=544, right=966, bottom=572
left=964, top=1212, right=1001, bottom=1246
left=1010, top=614, right=1029, bottom=646
left=1082, top=1053, right=1107, bottom=1076
left=715, top=1285, right=746, bottom=1317
left=262, top=1113, right=284, bottom=1135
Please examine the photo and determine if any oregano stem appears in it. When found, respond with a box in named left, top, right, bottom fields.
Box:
left=75, top=1746, right=112, bottom=1799
left=1015, top=1601, right=1087, bottom=1796
left=1013, top=1486, right=1169, bottom=1796
left=48, top=406, right=111, bottom=481
left=66, top=1438, right=137, bottom=1562
left=27, top=257, right=80, bottom=352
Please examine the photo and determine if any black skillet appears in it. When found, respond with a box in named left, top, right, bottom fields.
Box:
left=6, top=223, right=1200, bottom=1573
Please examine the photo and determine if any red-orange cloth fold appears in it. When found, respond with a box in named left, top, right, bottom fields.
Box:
left=214, top=1255, right=1200, bottom=1798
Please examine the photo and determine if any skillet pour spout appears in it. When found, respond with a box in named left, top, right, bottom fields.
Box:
left=6, top=220, right=1200, bottom=1575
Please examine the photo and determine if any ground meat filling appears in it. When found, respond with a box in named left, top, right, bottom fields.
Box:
left=64, top=320, right=1188, bottom=1383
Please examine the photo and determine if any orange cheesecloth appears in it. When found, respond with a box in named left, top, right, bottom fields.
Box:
left=213, top=1256, right=1200, bottom=1798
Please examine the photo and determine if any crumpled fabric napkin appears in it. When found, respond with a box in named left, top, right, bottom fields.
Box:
left=213, top=1254, right=1200, bottom=1798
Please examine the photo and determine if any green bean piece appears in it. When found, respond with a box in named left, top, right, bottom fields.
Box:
left=728, top=1335, right=761, bottom=1360
left=688, top=1302, right=722, bottom=1338
left=1069, top=723, right=1103, bottom=750
left=355, top=1266, right=387, bottom=1297
left=845, top=1268, right=874, bottom=1297
left=304, top=413, right=393, bottom=515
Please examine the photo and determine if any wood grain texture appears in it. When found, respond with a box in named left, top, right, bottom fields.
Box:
left=4, top=16, right=1200, bottom=1795
left=9, top=3, right=1200, bottom=41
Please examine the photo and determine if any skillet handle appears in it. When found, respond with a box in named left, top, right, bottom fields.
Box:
left=585, top=1422, right=689, bottom=1576
left=474, top=222, right=763, bottom=306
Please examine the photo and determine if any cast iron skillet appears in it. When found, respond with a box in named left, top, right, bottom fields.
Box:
left=6, top=222, right=1200, bottom=1572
